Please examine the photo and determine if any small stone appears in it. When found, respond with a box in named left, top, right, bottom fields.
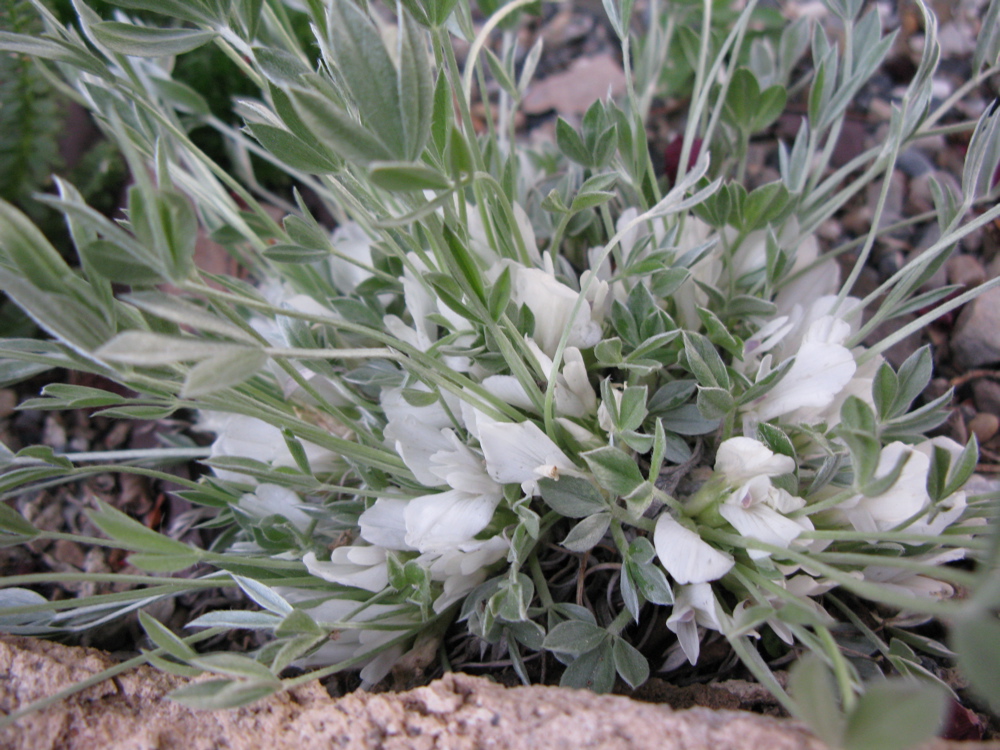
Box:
left=952, top=286, right=1000, bottom=369
left=972, top=378, right=1000, bottom=416
left=897, top=148, right=935, bottom=178
left=968, top=412, right=999, bottom=443
left=946, top=254, right=986, bottom=288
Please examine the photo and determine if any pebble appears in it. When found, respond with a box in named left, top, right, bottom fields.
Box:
left=946, top=254, right=987, bottom=288
left=897, top=148, right=935, bottom=178
left=907, top=169, right=961, bottom=216
left=972, top=378, right=1000, bottom=417
left=0, top=389, right=16, bottom=419
left=951, top=286, right=1000, bottom=369
left=968, top=412, right=999, bottom=442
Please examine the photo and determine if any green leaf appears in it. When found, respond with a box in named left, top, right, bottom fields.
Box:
left=181, top=348, right=267, bottom=398
left=97, top=332, right=258, bottom=366
left=488, top=266, right=512, bottom=322
left=872, top=361, right=899, bottom=421
left=756, top=422, right=795, bottom=459
left=555, top=118, right=591, bottom=166
left=187, top=610, right=284, bottom=630
left=696, top=386, right=735, bottom=420
left=951, top=612, right=1000, bottom=714
left=943, top=435, right=979, bottom=498
left=367, top=162, right=451, bottom=191
left=724, top=68, right=761, bottom=130
left=275, top=608, right=324, bottom=637
left=232, top=575, right=293, bottom=616
left=327, top=0, right=405, bottom=159
left=79, top=240, right=163, bottom=286
left=543, top=619, right=608, bottom=656
left=289, top=87, right=395, bottom=165
left=253, top=47, right=311, bottom=85
left=0, top=32, right=110, bottom=78
left=90, top=22, right=216, bottom=57
left=560, top=641, right=615, bottom=693
left=129, top=551, right=201, bottom=572
left=843, top=680, right=947, bottom=750
left=537, top=475, right=607, bottom=518
left=261, top=244, right=331, bottom=263
left=15, top=445, right=73, bottom=469
left=88, top=500, right=193, bottom=555
left=629, top=559, right=673, bottom=605
left=891, top=346, right=932, bottom=418
left=788, top=655, right=845, bottom=747
left=102, top=0, right=219, bottom=25
left=168, top=679, right=279, bottom=710
left=244, top=124, right=340, bottom=174
left=740, top=181, right=791, bottom=231
left=0, top=502, right=39, bottom=539
left=682, top=333, right=730, bottom=389
left=612, top=636, right=649, bottom=689
left=139, top=611, right=197, bottom=661
left=561, top=512, right=611, bottom=552
left=582, top=446, right=645, bottom=497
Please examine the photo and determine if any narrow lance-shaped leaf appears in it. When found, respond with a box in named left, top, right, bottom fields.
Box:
left=90, top=22, right=217, bottom=57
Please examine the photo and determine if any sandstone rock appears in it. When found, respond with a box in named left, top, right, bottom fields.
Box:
left=2, top=636, right=996, bottom=750
left=522, top=53, right=626, bottom=115
left=952, top=287, right=1000, bottom=369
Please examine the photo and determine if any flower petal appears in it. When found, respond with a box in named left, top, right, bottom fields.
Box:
left=714, top=437, right=795, bottom=482
left=359, top=498, right=411, bottom=550
left=478, top=420, right=575, bottom=486
left=404, top=489, right=502, bottom=552
left=719, top=501, right=808, bottom=559
left=654, top=514, right=734, bottom=584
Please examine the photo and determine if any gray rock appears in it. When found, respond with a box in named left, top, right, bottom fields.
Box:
left=951, top=286, right=1000, bottom=369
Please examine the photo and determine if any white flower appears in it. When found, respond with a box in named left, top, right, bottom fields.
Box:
left=381, top=387, right=455, bottom=488
left=746, top=317, right=856, bottom=423
left=741, top=296, right=874, bottom=427
left=383, top=258, right=473, bottom=371
left=477, top=418, right=577, bottom=493
left=479, top=344, right=597, bottom=419
left=403, top=488, right=502, bottom=553
left=358, top=498, right=410, bottom=550
left=654, top=513, right=734, bottom=584
left=666, top=582, right=724, bottom=665
left=427, top=430, right=499, bottom=496
left=303, top=546, right=389, bottom=592
left=861, top=549, right=965, bottom=600
left=510, top=265, right=602, bottom=358
left=422, top=536, right=509, bottom=612
left=839, top=442, right=931, bottom=532
left=719, top=475, right=813, bottom=559
left=715, top=437, right=795, bottom=483
left=237, top=484, right=312, bottom=532
left=712, top=438, right=809, bottom=559
left=200, top=412, right=338, bottom=482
